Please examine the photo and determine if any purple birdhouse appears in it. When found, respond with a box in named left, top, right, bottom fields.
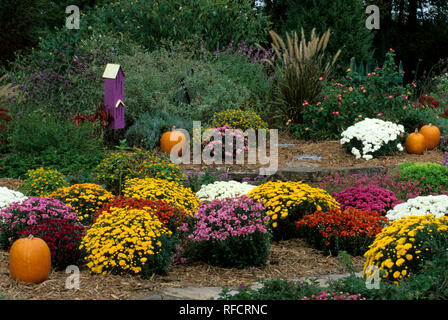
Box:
left=102, top=63, right=125, bottom=129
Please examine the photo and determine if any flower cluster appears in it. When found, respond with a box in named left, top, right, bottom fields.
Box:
left=80, top=207, right=174, bottom=277
left=296, top=208, right=387, bottom=256
left=195, top=180, right=256, bottom=201
left=364, top=215, right=448, bottom=282
left=0, top=187, right=27, bottom=210
left=181, top=195, right=269, bottom=242
left=49, top=183, right=114, bottom=225
left=123, top=178, right=199, bottom=216
left=385, top=195, right=448, bottom=221
left=247, top=181, right=340, bottom=240
left=300, top=291, right=365, bottom=300
left=340, top=118, right=405, bottom=160
left=312, top=171, right=429, bottom=202
left=202, top=125, right=249, bottom=162
left=0, top=197, right=78, bottom=249
left=183, top=167, right=233, bottom=193
left=95, top=149, right=185, bottom=193
left=95, top=196, right=186, bottom=232
left=332, top=185, right=401, bottom=215
left=397, top=162, right=448, bottom=194
left=180, top=195, right=270, bottom=268
left=18, top=218, right=86, bottom=269
left=209, top=109, right=269, bottom=132
left=19, top=167, right=68, bottom=197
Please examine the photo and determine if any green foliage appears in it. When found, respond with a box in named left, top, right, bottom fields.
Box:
left=0, top=0, right=39, bottom=66
left=182, top=167, right=232, bottom=193
left=126, top=110, right=191, bottom=151
left=218, top=277, right=322, bottom=300
left=83, top=0, right=270, bottom=52
left=208, top=109, right=269, bottom=131
left=141, top=234, right=178, bottom=277
left=295, top=50, right=435, bottom=140
left=95, top=149, right=185, bottom=194
left=184, top=231, right=270, bottom=269
left=19, top=167, right=69, bottom=196
left=397, top=162, right=448, bottom=194
left=0, top=113, right=104, bottom=178
left=119, top=44, right=252, bottom=123
left=264, top=0, right=374, bottom=67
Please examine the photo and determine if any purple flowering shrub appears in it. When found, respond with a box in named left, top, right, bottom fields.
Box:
left=332, top=185, right=401, bottom=215
left=180, top=195, right=270, bottom=268
left=0, top=197, right=78, bottom=249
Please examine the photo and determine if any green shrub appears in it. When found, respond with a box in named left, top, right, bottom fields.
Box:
left=19, top=167, right=69, bottom=196
left=0, top=113, right=104, bottom=178
left=119, top=45, right=252, bottom=123
left=397, top=162, right=448, bottom=194
left=208, top=109, right=269, bottom=131
left=95, top=149, right=185, bottom=194
left=295, top=50, right=434, bottom=140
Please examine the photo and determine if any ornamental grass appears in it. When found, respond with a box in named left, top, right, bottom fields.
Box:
left=296, top=208, right=387, bottom=256
left=80, top=207, right=176, bottom=277
left=122, top=178, right=199, bottom=216
left=49, top=183, right=114, bottom=225
left=363, top=215, right=448, bottom=283
left=247, top=181, right=340, bottom=240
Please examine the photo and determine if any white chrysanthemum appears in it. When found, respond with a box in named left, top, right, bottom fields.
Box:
left=386, top=195, right=448, bottom=221
left=341, top=118, right=405, bottom=160
left=196, top=180, right=256, bottom=201
left=0, top=187, right=28, bottom=210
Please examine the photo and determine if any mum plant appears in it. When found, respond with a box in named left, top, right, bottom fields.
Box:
left=201, top=125, right=249, bottom=162
left=122, top=178, right=199, bottom=217
left=332, top=185, right=401, bottom=215
left=364, top=215, right=448, bottom=283
left=208, top=109, right=269, bottom=132
left=180, top=195, right=270, bottom=268
left=0, top=187, right=27, bottom=210
left=19, top=167, right=69, bottom=197
left=385, top=195, right=448, bottom=221
left=340, top=118, right=405, bottom=160
left=49, top=183, right=114, bottom=225
left=0, top=197, right=78, bottom=248
left=296, top=208, right=387, bottom=256
left=195, top=180, right=256, bottom=202
left=247, top=181, right=340, bottom=240
left=80, top=207, right=176, bottom=277
left=18, top=218, right=86, bottom=269
left=397, top=162, right=448, bottom=194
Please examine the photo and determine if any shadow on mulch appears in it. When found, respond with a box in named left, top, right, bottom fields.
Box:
left=0, top=238, right=365, bottom=300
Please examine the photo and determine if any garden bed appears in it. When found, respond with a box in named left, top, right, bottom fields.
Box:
left=0, top=238, right=365, bottom=300
left=177, top=133, right=445, bottom=171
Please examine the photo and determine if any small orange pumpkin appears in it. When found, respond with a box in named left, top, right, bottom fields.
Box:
left=9, top=235, right=51, bottom=283
left=406, top=129, right=426, bottom=154
left=160, top=126, right=187, bottom=156
left=420, top=123, right=440, bottom=150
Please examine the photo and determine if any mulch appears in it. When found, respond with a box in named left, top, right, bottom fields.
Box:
left=0, top=238, right=365, bottom=300
left=177, top=132, right=445, bottom=171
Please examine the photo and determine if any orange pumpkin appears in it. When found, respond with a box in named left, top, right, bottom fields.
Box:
left=406, top=129, right=426, bottom=154
left=160, top=126, right=187, bottom=156
left=9, top=235, right=51, bottom=283
left=420, top=123, right=440, bottom=150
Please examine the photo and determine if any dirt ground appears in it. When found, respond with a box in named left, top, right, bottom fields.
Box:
left=0, top=238, right=365, bottom=300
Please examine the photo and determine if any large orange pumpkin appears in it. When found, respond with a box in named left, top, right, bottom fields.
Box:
left=9, top=235, right=51, bottom=283
left=160, top=126, right=187, bottom=156
left=420, top=123, right=440, bottom=150
left=405, top=129, right=426, bottom=154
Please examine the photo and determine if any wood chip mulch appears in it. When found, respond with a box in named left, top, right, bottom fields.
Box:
left=0, top=239, right=365, bottom=300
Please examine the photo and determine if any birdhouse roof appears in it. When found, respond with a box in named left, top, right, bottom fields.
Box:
left=102, top=63, right=124, bottom=79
